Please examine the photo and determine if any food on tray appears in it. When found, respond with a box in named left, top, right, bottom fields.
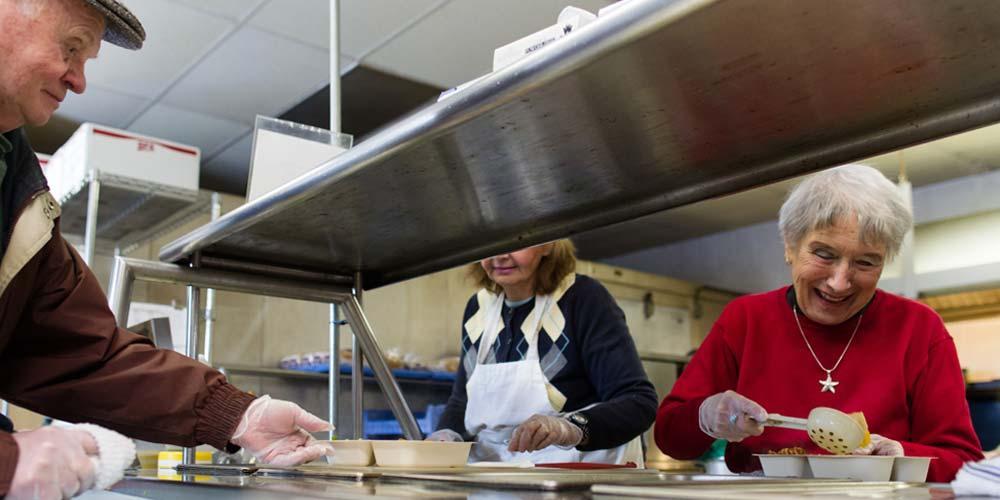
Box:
left=768, top=446, right=807, bottom=455
left=848, top=412, right=872, bottom=448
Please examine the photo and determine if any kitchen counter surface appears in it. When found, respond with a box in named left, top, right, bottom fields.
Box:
left=111, top=469, right=964, bottom=499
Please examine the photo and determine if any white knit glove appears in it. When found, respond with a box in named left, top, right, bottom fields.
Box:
left=852, top=434, right=904, bottom=456
left=698, top=390, right=767, bottom=442
left=425, top=429, right=463, bottom=442
left=74, top=424, right=136, bottom=490
left=508, top=414, right=583, bottom=452
left=230, top=395, right=335, bottom=466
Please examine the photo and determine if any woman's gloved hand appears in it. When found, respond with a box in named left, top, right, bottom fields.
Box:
left=508, top=414, right=583, bottom=453
left=9, top=427, right=98, bottom=500
left=698, top=390, right=767, bottom=442
left=230, top=395, right=335, bottom=466
left=852, top=434, right=904, bottom=456
left=425, top=429, right=463, bottom=442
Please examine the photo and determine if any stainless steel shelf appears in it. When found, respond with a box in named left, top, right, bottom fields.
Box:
left=59, top=172, right=206, bottom=244
left=217, top=364, right=454, bottom=386
left=161, top=0, right=1000, bottom=291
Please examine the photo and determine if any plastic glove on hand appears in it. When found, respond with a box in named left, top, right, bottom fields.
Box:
left=231, top=395, right=335, bottom=466
left=9, top=427, right=98, bottom=500
left=508, top=414, right=583, bottom=453
left=698, top=390, right=767, bottom=442
left=851, top=434, right=904, bottom=456
left=425, top=429, right=463, bottom=442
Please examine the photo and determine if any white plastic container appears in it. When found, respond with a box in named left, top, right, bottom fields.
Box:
left=325, top=440, right=374, bottom=466
left=370, top=440, right=472, bottom=468
left=756, top=454, right=812, bottom=478
left=807, top=455, right=894, bottom=481
left=890, top=457, right=933, bottom=482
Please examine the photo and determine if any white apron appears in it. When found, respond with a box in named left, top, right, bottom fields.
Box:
left=464, top=291, right=644, bottom=466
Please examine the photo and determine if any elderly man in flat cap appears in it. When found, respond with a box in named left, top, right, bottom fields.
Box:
left=0, top=1, right=333, bottom=498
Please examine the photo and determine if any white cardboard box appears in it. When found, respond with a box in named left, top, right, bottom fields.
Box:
left=45, top=123, right=200, bottom=203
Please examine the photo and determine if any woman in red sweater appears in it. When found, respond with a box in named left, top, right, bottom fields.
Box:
left=655, top=165, right=983, bottom=482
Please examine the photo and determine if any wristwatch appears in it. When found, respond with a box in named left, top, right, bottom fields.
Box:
left=566, top=411, right=590, bottom=447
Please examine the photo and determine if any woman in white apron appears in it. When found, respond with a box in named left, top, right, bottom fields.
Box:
left=428, top=240, right=656, bottom=466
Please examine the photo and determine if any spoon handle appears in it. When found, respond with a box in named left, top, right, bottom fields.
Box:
left=763, top=413, right=808, bottom=430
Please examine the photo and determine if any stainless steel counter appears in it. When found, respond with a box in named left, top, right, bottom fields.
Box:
left=160, top=0, right=1000, bottom=290
left=111, top=469, right=957, bottom=499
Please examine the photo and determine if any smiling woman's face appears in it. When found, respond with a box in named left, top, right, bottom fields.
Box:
left=480, top=244, right=553, bottom=301
left=785, top=216, right=886, bottom=325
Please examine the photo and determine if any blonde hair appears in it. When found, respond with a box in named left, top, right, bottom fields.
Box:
left=469, top=240, right=577, bottom=296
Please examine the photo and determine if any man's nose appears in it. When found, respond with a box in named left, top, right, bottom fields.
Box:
left=62, top=60, right=87, bottom=94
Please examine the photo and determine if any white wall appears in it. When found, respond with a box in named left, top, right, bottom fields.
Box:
left=606, top=220, right=788, bottom=294
left=607, top=169, right=1000, bottom=296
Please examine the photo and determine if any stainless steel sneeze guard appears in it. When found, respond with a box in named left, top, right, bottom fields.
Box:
left=107, top=257, right=422, bottom=443
left=160, top=0, right=1000, bottom=289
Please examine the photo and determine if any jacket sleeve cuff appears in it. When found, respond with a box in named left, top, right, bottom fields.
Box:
left=194, top=382, right=256, bottom=452
left=0, top=432, right=19, bottom=496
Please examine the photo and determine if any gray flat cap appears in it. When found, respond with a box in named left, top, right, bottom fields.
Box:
left=82, top=0, right=146, bottom=50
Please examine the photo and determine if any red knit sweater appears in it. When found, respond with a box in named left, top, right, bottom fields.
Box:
left=655, top=287, right=983, bottom=482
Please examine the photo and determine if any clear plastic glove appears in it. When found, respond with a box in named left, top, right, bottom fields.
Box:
left=230, top=395, right=335, bottom=466
left=698, top=390, right=767, bottom=442
left=851, top=434, right=904, bottom=456
left=425, top=429, right=463, bottom=442
left=508, top=414, right=583, bottom=453
left=9, top=427, right=98, bottom=500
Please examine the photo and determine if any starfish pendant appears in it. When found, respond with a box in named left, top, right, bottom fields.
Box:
left=819, top=372, right=839, bottom=393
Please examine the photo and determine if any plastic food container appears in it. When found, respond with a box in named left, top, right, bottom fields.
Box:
left=370, top=440, right=472, bottom=467
left=325, top=440, right=374, bottom=466
left=756, top=454, right=812, bottom=478
left=890, top=457, right=934, bottom=482
left=807, top=455, right=894, bottom=481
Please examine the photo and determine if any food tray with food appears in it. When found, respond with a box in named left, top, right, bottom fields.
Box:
left=755, top=454, right=934, bottom=482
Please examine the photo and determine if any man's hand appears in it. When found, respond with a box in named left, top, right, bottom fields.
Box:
left=230, top=396, right=335, bottom=466
left=9, top=427, right=98, bottom=500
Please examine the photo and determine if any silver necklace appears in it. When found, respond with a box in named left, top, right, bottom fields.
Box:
left=793, top=305, right=863, bottom=394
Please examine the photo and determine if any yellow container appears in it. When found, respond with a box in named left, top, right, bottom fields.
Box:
left=157, top=451, right=212, bottom=470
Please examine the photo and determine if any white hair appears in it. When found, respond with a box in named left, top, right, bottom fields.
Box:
left=778, top=164, right=912, bottom=259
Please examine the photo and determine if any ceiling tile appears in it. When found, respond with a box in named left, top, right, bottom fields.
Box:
left=171, top=0, right=267, bottom=21
left=365, top=0, right=612, bottom=87
left=202, top=133, right=254, bottom=194
left=128, top=104, right=250, bottom=157
left=248, top=0, right=443, bottom=58
left=87, top=0, right=236, bottom=98
left=54, top=85, right=150, bottom=129
left=160, top=27, right=340, bottom=125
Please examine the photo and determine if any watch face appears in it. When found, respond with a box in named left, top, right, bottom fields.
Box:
left=570, top=413, right=588, bottom=426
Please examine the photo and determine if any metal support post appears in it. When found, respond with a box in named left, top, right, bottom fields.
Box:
left=329, top=304, right=340, bottom=439
left=328, top=0, right=343, bottom=442
left=351, top=271, right=364, bottom=439
left=341, top=295, right=421, bottom=439
left=203, top=193, right=222, bottom=364
left=182, top=255, right=202, bottom=466
left=83, top=177, right=101, bottom=265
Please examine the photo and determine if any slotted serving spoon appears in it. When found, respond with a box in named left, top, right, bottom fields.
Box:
left=762, top=407, right=868, bottom=454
